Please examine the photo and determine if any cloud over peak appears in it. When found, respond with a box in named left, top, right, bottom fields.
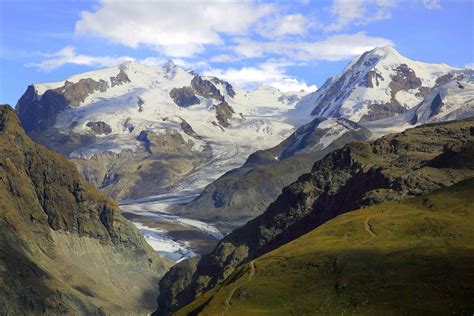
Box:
left=75, top=0, right=273, bottom=57
left=26, top=46, right=134, bottom=71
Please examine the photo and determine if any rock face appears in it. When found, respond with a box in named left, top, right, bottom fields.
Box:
left=170, top=75, right=235, bottom=126
left=0, top=105, right=169, bottom=314
left=213, top=99, right=234, bottom=127
left=210, top=77, right=236, bottom=98
left=155, top=118, right=474, bottom=315
left=178, top=118, right=372, bottom=231
left=169, top=87, right=200, bottom=107
left=86, top=120, right=112, bottom=135
left=110, top=65, right=131, bottom=87
left=191, top=75, right=223, bottom=101
left=180, top=119, right=200, bottom=139
left=359, top=64, right=423, bottom=122
left=17, top=78, right=109, bottom=133
left=74, top=129, right=207, bottom=201
left=430, top=93, right=444, bottom=117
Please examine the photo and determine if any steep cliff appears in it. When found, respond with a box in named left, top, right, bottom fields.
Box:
left=0, top=105, right=170, bottom=314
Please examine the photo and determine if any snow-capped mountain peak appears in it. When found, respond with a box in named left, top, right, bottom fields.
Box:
left=307, top=46, right=457, bottom=122
left=16, top=61, right=313, bottom=200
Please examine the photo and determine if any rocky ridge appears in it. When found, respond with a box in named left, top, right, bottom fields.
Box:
left=0, top=105, right=169, bottom=314
left=155, top=118, right=474, bottom=315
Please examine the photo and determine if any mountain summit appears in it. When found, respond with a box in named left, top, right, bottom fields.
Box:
left=304, top=46, right=457, bottom=122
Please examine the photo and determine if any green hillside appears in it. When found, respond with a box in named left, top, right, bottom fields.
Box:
left=156, top=118, right=474, bottom=316
left=177, top=179, right=474, bottom=315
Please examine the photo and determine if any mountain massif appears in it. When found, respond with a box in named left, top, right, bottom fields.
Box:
left=155, top=117, right=474, bottom=315
left=173, top=47, right=474, bottom=231
left=306, top=46, right=460, bottom=122
left=0, top=105, right=169, bottom=314
left=16, top=61, right=309, bottom=201
left=6, top=46, right=474, bottom=315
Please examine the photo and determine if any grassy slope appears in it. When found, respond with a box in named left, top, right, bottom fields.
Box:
left=177, top=179, right=474, bottom=315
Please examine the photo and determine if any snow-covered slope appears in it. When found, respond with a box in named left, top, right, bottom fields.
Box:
left=304, top=46, right=457, bottom=122
left=16, top=61, right=312, bottom=200
left=363, top=69, right=474, bottom=138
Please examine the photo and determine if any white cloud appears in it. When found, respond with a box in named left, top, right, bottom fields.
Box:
left=232, top=32, right=394, bottom=61
left=204, top=61, right=317, bottom=92
left=465, top=63, right=474, bottom=69
left=210, top=54, right=244, bottom=63
left=325, top=0, right=396, bottom=32
left=258, top=14, right=309, bottom=38
left=75, top=0, right=273, bottom=57
left=26, top=46, right=134, bottom=71
left=422, top=0, right=441, bottom=10
left=26, top=46, right=212, bottom=73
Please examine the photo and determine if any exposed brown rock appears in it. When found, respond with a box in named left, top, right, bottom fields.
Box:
left=17, top=78, right=109, bottom=133
left=191, top=76, right=223, bottom=101
left=86, top=121, right=112, bottom=135
left=169, top=87, right=200, bottom=107
left=214, top=100, right=235, bottom=127
left=110, top=67, right=131, bottom=87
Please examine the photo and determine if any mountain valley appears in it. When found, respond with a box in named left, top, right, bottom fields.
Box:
left=3, top=45, right=474, bottom=315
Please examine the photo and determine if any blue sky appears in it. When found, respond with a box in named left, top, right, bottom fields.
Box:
left=1, top=0, right=473, bottom=106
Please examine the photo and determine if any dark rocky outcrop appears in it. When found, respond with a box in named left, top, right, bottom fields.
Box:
left=16, top=85, right=68, bottom=133
left=214, top=100, right=235, bottom=127
left=436, top=73, right=455, bottom=86
left=169, top=87, right=200, bottom=107
left=155, top=118, right=474, bottom=315
left=364, top=70, right=384, bottom=88
left=191, top=76, right=223, bottom=101
left=16, top=78, right=109, bottom=133
left=360, top=101, right=407, bottom=122
left=110, top=67, right=131, bottom=87
left=86, top=121, right=112, bottom=135
left=389, top=64, right=422, bottom=93
left=137, top=97, right=144, bottom=112
left=416, top=86, right=431, bottom=98
left=210, top=77, right=236, bottom=98
left=0, top=105, right=169, bottom=314
left=137, top=129, right=194, bottom=156
left=360, top=64, right=422, bottom=122
left=430, top=93, right=444, bottom=117
left=180, top=119, right=200, bottom=139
